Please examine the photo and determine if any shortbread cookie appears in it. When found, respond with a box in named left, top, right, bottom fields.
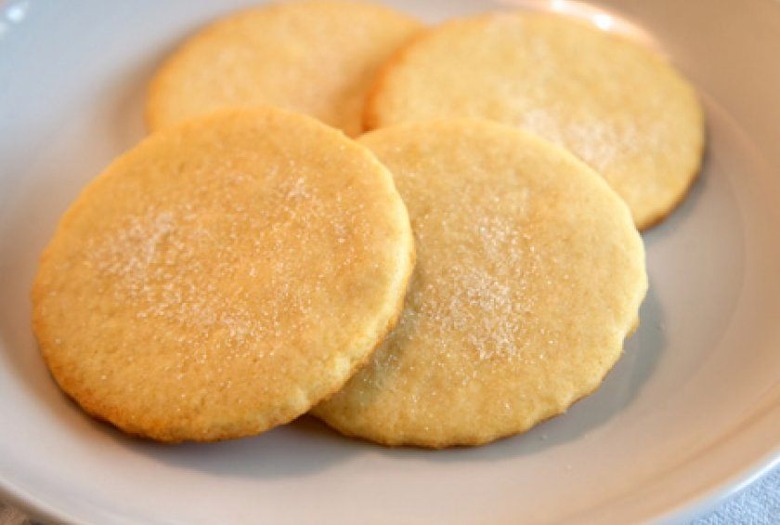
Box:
left=32, top=107, right=415, bottom=442
left=365, top=11, right=705, bottom=229
left=313, top=119, right=647, bottom=448
left=146, top=0, right=422, bottom=136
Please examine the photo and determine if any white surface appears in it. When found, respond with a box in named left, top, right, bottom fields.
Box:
left=1, top=1, right=779, bottom=524
left=694, top=465, right=780, bottom=524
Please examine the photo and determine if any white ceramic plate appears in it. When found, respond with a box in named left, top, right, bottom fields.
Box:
left=1, top=1, right=779, bottom=523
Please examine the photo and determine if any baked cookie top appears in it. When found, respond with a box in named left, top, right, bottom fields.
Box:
left=32, top=107, right=414, bottom=442
left=364, top=11, right=705, bottom=229
left=146, top=0, right=422, bottom=136
left=313, top=119, right=647, bottom=448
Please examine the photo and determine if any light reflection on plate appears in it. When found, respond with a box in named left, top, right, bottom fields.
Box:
left=500, top=0, right=660, bottom=49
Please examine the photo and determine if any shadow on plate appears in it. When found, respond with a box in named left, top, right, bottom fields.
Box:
left=132, top=282, right=665, bottom=480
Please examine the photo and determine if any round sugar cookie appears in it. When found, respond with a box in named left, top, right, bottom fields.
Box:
left=145, top=0, right=423, bottom=136
left=364, top=11, right=705, bottom=229
left=312, top=119, right=648, bottom=448
left=32, top=107, right=415, bottom=442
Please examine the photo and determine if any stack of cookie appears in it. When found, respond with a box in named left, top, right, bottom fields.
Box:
left=33, top=1, right=704, bottom=448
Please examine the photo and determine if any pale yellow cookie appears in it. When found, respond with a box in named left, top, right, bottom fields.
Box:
left=32, top=107, right=415, bottom=442
left=146, top=0, right=423, bottom=136
left=365, top=11, right=705, bottom=229
left=312, top=119, right=647, bottom=448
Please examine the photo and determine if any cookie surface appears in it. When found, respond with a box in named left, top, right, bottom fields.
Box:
left=146, top=0, right=422, bottom=136
left=365, top=11, right=705, bottom=229
left=32, top=107, right=414, bottom=442
left=312, top=119, right=647, bottom=448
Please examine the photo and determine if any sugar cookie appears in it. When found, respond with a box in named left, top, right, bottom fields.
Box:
left=364, top=11, right=705, bottom=229
left=312, top=119, right=647, bottom=448
left=146, top=0, right=423, bottom=136
left=32, top=107, right=415, bottom=442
